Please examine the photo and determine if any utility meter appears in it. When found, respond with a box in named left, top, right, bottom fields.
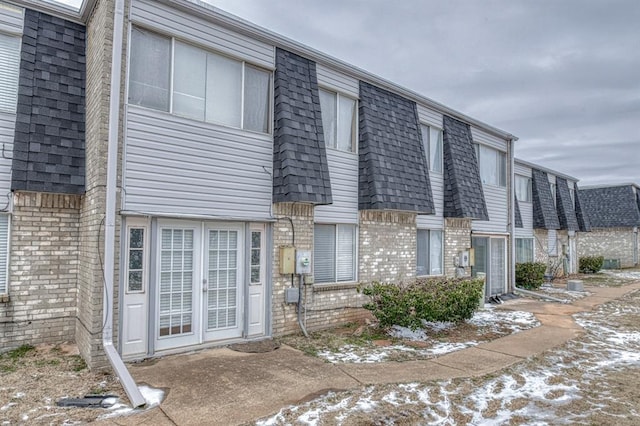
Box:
left=296, top=250, right=312, bottom=274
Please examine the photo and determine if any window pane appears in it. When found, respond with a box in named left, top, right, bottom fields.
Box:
left=416, top=229, right=428, bottom=276
left=313, top=225, right=335, bottom=283
left=173, top=42, right=206, bottom=121
left=337, top=96, right=356, bottom=152
left=497, top=151, right=507, bottom=187
left=129, top=228, right=144, bottom=249
left=516, top=238, right=534, bottom=263
left=0, top=33, right=21, bottom=113
left=429, top=230, right=443, bottom=275
left=420, top=125, right=430, bottom=170
left=429, top=128, right=443, bottom=173
left=319, top=89, right=337, bottom=149
left=206, top=52, right=242, bottom=127
left=243, top=65, right=270, bottom=133
left=128, top=27, right=170, bottom=111
left=480, top=145, right=498, bottom=186
left=515, top=175, right=531, bottom=202
left=129, top=249, right=143, bottom=270
left=128, top=271, right=143, bottom=292
left=336, top=225, right=355, bottom=282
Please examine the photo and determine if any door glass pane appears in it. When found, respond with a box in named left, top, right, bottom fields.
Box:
left=207, top=230, right=239, bottom=330
left=337, top=96, right=356, bottom=152
left=243, top=65, right=270, bottom=133
left=250, top=231, right=261, bottom=284
left=490, top=239, right=506, bottom=296
left=472, top=237, right=488, bottom=277
left=429, top=230, right=443, bottom=275
left=128, top=27, right=170, bottom=111
left=205, top=52, right=242, bottom=127
left=127, top=228, right=144, bottom=292
left=158, top=229, right=194, bottom=337
left=416, top=229, right=428, bottom=276
left=319, top=89, right=337, bottom=149
left=313, top=224, right=335, bottom=283
left=173, top=41, right=206, bottom=121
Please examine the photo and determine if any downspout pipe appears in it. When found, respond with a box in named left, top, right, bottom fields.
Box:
left=103, top=0, right=146, bottom=408
left=508, top=138, right=516, bottom=293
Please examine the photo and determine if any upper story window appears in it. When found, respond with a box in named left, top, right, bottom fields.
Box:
left=515, top=175, right=532, bottom=202
left=128, top=27, right=271, bottom=134
left=550, top=182, right=557, bottom=206
left=475, top=144, right=506, bottom=187
left=0, top=32, right=21, bottom=113
left=319, top=88, right=357, bottom=152
left=569, top=187, right=575, bottom=205
left=420, top=124, right=443, bottom=173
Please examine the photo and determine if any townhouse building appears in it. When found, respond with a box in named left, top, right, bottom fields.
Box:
left=0, top=0, right=521, bottom=370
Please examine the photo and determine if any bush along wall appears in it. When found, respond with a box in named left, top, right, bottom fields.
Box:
left=359, top=277, right=484, bottom=330
left=579, top=256, right=605, bottom=274
left=515, top=262, right=547, bottom=290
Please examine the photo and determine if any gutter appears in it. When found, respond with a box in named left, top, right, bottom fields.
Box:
left=103, top=0, right=145, bottom=408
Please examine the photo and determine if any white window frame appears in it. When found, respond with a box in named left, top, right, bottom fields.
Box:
left=0, top=31, right=22, bottom=114
left=318, top=88, right=358, bottom=153
left=125, top=221, right=148, bottom=294
left=249, top=228, right=264, bottom=285
left=515, top=175, right=532, bottom=202
left=515, top=237, right=534, bottom=263
left=420, top=124, right=443, bottom=173
left=550, top=182, right=557, bottom=206
left=127, top=26, right=272, bottom=135
left=0, top=214, right=10, bottom=295
left=475, top=144, right=507, bottom=188
left=416, top=229, right=444, bottom=277
left=313, top=224, right=357, bottom=284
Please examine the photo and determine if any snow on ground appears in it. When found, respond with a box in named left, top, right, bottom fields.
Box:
left=602, top=269, right=640, bottom=280
left=257, top=291, right=640, bottom=425
left=537, top=284, right=590, bottom=301
left=315, top=308, right=539, bottom=364
left=97, top=385, right=165, bottom=420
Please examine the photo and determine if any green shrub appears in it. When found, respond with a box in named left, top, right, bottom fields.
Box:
left=579, top=256, right=604, bottom=274
left=515, top=262, right=547, bottom=290
left=359, top=277, right=484, bottom=330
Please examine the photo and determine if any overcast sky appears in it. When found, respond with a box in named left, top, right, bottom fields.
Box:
left=204, top=0, right=639, bottom=186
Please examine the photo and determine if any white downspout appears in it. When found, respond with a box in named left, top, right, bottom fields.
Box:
left=508, top=139, right=516, bottom=293
left=103, top=0, right=146, bottom=408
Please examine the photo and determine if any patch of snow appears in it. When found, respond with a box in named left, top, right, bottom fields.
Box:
left=389, top=325, right=427, bottom=341
left=13, top=392, right=25, bottom=398
left=423, top=321, right=456, bottom=332
left=0, top=402, right=17, bottom=411
left=602, top=270, right=640, bottom=280
left=97, top=385, right=164, bottom=420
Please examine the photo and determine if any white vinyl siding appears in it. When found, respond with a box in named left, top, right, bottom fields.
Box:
left=416, top=229, right=443, bottom=276
left=319, top=89, right=356, bottom=152
left=130, top=0, right=274, bottom=68
left=0, top=32, right=21, bottom=113
left=0, top=2, right=23, bottom=35
left=313, top=224, right=356, bottom=284
left=416, top=104, right=443, bottom=129
left=515, top=238, right=534, bottom=263
left=472, top=184, right=508, bottom=233
left=420, top=124, right=443, bottom=173
left=515, top=175, right=532, bottom=202
left=514, top=162, right=534, bottom=238
left=471, top=127, right=508, bottom=152
left=315, top=63, right=359, bottom=98
left=123, top=106, right=273, bottom=220
left=0, top=214, right=8, bottom=294
left=0, top=111, right=15, bottom=197
left=314, top=149, right=358, bottom=224
left=128, top=27, right=271, bottom=134
left=417, top=168, right=444, bottom=229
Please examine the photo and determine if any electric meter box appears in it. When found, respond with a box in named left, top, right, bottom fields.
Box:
left=296, top=250, right=312, bottom=275
left=279, top=246, right=296, bottom=274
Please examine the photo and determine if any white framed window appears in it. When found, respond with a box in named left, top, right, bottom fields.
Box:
left=475, top=144, right=506, bottom=187
left=318, top=88, right=357, bottom=152
left=515, top=238, right=534, bottom=263
left=0, top=214, right=8, bottom=294
left=569, top=187, right=575, bottom=205
left=416, top=229, right=443, bottom=276
left=420, top=124, right=443, bottom=173
left=0, top=32, right=22, bottom=113
left=515, top=175, right=532, bottom=202
left=125, top=226, right=146, bottom=293
left=128, top=26, right=271, bottom=134
left=313, top=224, right=356, bottom=283
left=550, top=183, right=557, bottom=206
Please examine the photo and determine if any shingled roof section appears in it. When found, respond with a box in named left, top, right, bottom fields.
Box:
left=574, top=182, right=592, bottom=232
left=555, top=177, right=579, bottom=231
left=531, top=169, right=560, bottom=230
left=578, top=185, right=640, bottom=228
left=514, top=196, right=523, bottom=228
left=11, top=10, right=85, bottom=194
left=442, top=115, right=488, bottom=220
left=358, top=81, right=434, bottom=213
left=272, top=48, right=332, bottom=205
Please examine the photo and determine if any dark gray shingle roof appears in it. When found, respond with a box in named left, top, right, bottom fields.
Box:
left=11, top=10, right=85, bottom=194
left=442, top=115, right=488, bottom=220
left=555, top=177, right=579, bottom=231
left=358, top=81, right=434, bottom=213
left=578, top=185, right=640, bottom=228
left=531, top=169, right=560, bottom=230
left=272, top=48, right=332, bottom=205
left=514, top=196, right=523, bottom=228
left=574, top=182, right=592, bottom=232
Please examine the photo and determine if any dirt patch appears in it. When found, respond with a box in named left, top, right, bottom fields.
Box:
left=0, top=343, right=126, bottom=425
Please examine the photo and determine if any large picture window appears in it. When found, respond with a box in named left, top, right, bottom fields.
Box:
left=476, top=144, right=506, bottom=187
left=515, top=175, right=532, bottom=202
left=515, top=238, right=534, bottom=263
left=319, top=89, right=357, bottom=152
left=313, top=224, right=356, bottom=283
left=416, top=229, right=443, bottom=276
left=128, top=27, right=271, bottom=134
left=0, top=32, right=22, bottom=113
left=420, top=125, right=443, bottom=173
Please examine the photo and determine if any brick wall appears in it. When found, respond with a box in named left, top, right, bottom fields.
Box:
left=444, top=218, right=471, bottom=277
left=578, top=227, right=638, bottom=268
left=359, top=210, right=416, bottom=283
left=0, top=192, right=80, bottom=350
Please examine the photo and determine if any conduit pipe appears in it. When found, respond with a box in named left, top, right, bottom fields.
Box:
left=103, top=0, right=146, bottom=408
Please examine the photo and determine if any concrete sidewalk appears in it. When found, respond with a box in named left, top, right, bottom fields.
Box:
left=100, top=281, right=640, bottom=426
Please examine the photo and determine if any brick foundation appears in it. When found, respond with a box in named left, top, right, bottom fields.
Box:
left=578, top=227, right=638, bottom=268
left=445, top=218, right=472, bottom=277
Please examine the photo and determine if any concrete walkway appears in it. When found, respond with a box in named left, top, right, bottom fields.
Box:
left=100, top=281, right=640, bottom=426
